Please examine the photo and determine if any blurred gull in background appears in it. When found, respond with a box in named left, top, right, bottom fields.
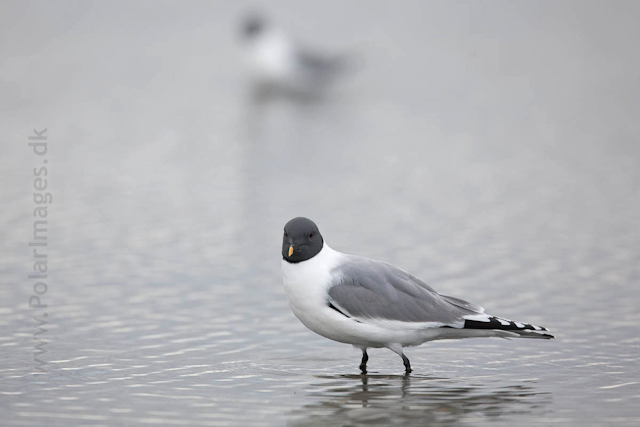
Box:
left=239, top=12, right=355, bottom=98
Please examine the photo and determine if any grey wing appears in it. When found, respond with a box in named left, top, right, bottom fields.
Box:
left=439, top=295, right=485, bottom=314
left=295, top=47, right=351, bottom=82
left=327, top=256, right=480, bottom=326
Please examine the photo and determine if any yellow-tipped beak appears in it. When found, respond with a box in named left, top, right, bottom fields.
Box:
left=288, top=245, right=294, bottom=257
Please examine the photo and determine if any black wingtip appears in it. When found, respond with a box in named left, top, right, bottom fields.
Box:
left=520, top=331, right=555, bottom=339
left=463, top=316, right=553, bottom=337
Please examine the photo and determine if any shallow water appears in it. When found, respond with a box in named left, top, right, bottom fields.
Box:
left=2, top=1, right=640, bottom=426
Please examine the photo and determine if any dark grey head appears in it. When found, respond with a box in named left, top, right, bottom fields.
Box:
left=282, top=217, right=324, bottom=263
left=241, top=13, right=265, bottom=40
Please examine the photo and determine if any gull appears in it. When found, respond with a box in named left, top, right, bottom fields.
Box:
left=281, top=217, right=554, bottom=374
left=240, top=13, right=352, bottom=96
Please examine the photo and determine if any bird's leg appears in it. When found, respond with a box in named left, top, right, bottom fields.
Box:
left=401, top=354, right=412, bottom=374
left=359, top=349, right=369, bottom=374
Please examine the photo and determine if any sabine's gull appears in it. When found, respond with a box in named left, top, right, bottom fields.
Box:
left=240, top=13, right=352, bottom=95
left=281, top=217, right=554, bottom=374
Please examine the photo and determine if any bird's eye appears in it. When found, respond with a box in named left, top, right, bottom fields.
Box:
left=284, top=231, right=288, bottom=237
left=309, top=232, right=314, bottom=239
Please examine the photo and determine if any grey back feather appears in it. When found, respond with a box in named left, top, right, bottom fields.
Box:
left=328, top=255, right=482, bottom=325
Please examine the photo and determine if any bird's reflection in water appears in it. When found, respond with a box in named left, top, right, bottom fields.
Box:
left=246, top=81, right=332, bottom=105
left=289, top=374, right=551, bottom=426
left=240, top=79, right=354, bottom=192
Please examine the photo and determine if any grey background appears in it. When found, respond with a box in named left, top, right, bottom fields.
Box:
left=1, top=1, right=639, bottom=425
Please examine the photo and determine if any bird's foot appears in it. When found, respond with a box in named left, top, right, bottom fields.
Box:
left=359, top=349, right=369, bottom=374
left=402, top=354, right=412, bottom=374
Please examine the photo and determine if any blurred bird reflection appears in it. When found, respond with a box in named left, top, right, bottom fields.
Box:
left=289, top=374, right=551, bottom=426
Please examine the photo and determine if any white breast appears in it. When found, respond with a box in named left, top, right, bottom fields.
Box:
left=282, top=245, right=360, bottom=339
left=281, top=244, right=341, bottom=318
left=247, top=30, right=295, bottom=82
